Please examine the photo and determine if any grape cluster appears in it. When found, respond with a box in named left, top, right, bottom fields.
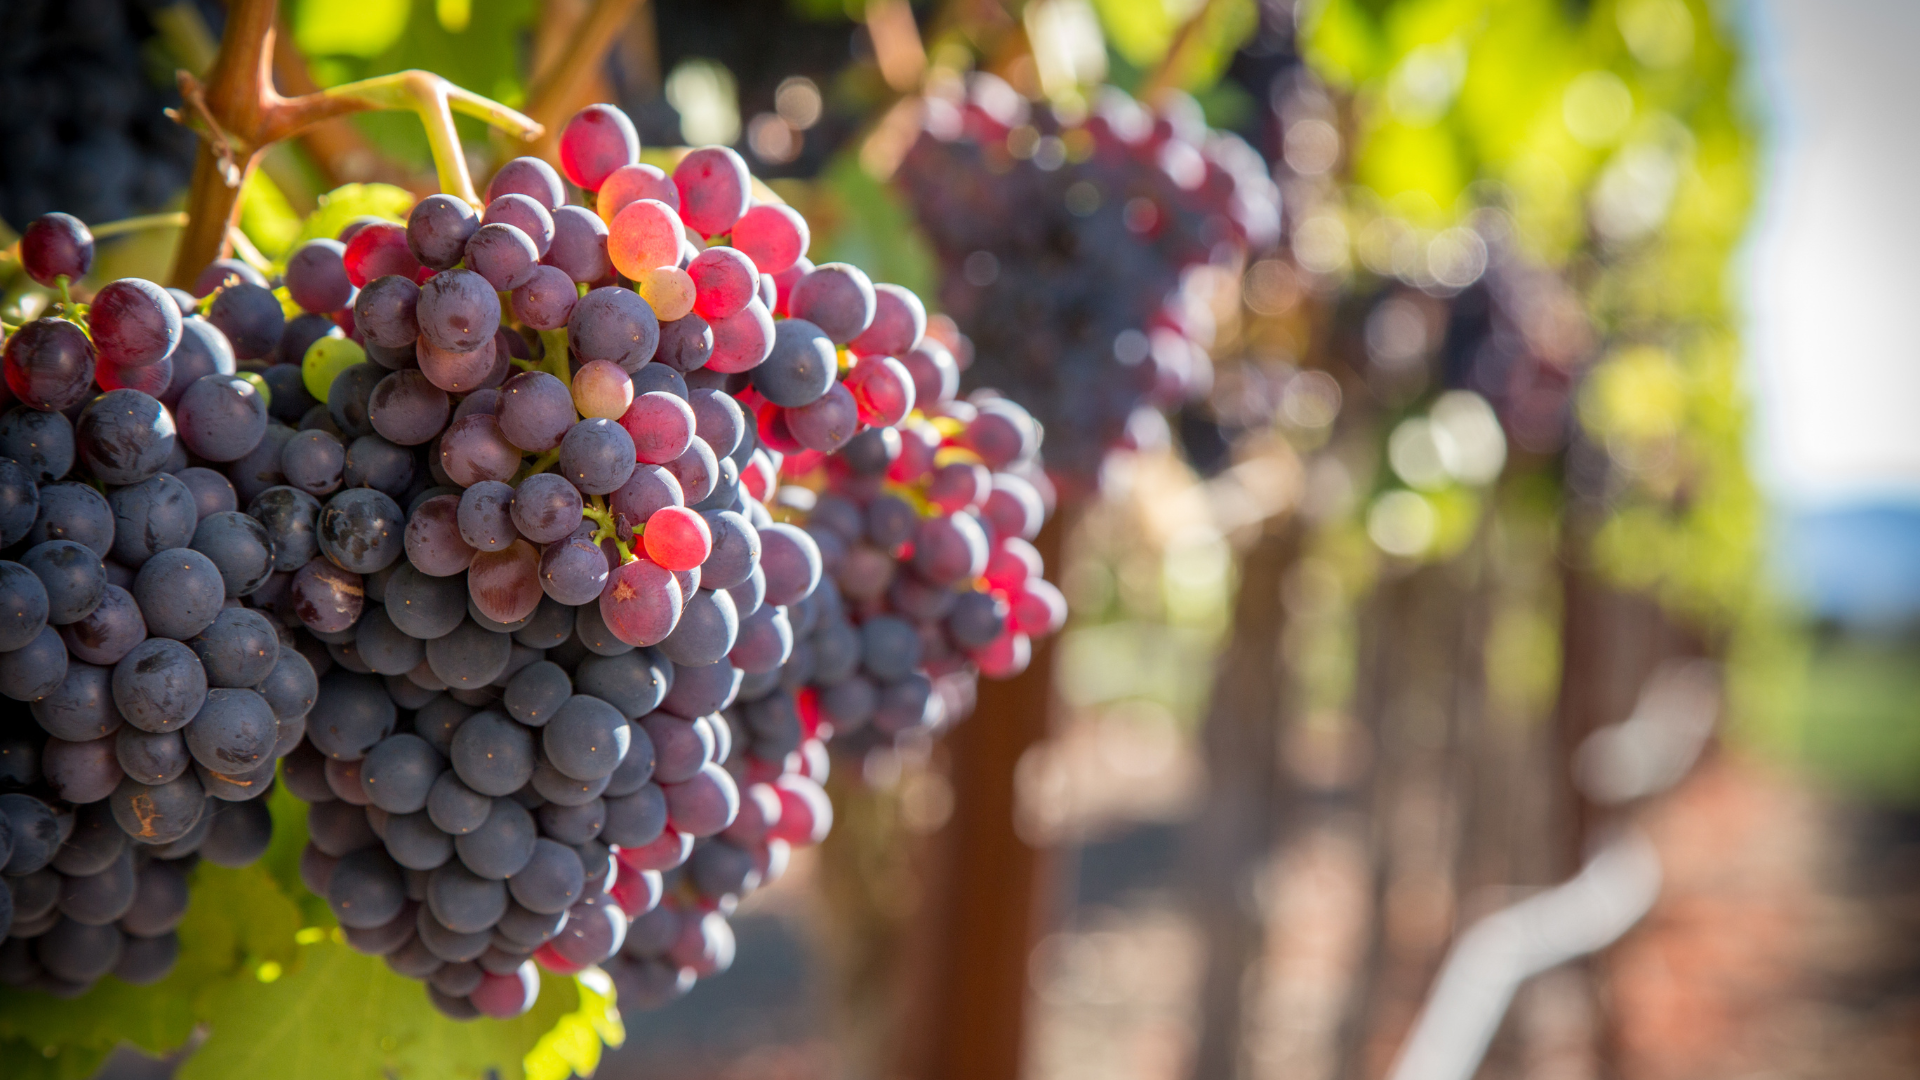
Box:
left=0, top=216, right=317, bottom=997
left=1, top=95, right=1071, bottom=1018
left=894, top=75, right=1281, bottom=489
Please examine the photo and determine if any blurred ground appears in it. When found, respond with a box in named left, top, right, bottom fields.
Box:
left=599, top=721, right=1920, bottom=1080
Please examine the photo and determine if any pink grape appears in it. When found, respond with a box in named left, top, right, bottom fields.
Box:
left=843, top=354, right=915, bottom=427
left=704, top=299, right=774, bottom=374
left=784, top=382, right=860, bottom=453
left=769, top=775, right=832, bottom=846
left=484, top=194, right=555, bottom=258
left=635, top=267, right=695, bottom=322
left=671, top=146, right=751, bottom=238
left=417, top=337, right=500, bottom=394
left=687, top=246, right=757, bottom=321
left=849, top=283, right=927, bottom=358
left=730, top=203, right=809, bottom=274
left=471, top=962, right=540, bottom=1018
left=608, top=200, right=683, bottom=280
left=642, top=507, right=711, bottom=571
left=404, top=495, right=476, bottom=576
left=619, top=391, right=696, bottom=465
left=771, top=257, right=812, bottom=317
left=1011, top=578, right=1067, bottom=636
left=984, top=536, right=1041, bottom=592
left=497, top=371, right=575, bottom=452
left=596, top=164, right=679, bottom=224
left=510, top=265, right=578, bottom=331
left=571, top=360, right=634, bottom=419
left=468, top=539, right=543, bottom=624
left=600, top=557, right=683, bottom=646
left=439, top=414, right=522, bottom=486
left=559, top=104, right=640, bottom=191
left=974, top=629, right=1032, bottom=679
left=486, top=156, right=566, bottom=211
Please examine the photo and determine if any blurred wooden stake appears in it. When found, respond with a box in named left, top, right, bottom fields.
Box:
left=522, top=0, right=645, bottom=164
left=908, top=507, right=1073, bottom=1080
left=1186, top=511, right=1303, bottom=1079
left=866, top=0, right=929, bottom=93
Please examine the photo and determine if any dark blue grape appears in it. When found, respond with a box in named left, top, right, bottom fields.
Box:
left=542, top=694, right=630, bottom=781
left=191, top=510, right=277, bottom=597
left=176, top=374, right=268, bottom=462
left=206, top=282, right=285, bottom=361
left=21, top=539, right=104, bottom=626
left=407, top=194, right=481, bottom=270
left=354, top=274, right=421, bottom=350
left=751, top=318, right=836, bottom=407
left=454, top=797, right=536, bottom=879
left=248, top=486, right=322, bottom=571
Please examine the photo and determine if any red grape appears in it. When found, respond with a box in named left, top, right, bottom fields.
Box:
left=729, top=204, right=809, bottom=275
left=849, top=282, right=928, bottom=358
left=705, top=299, right=774, bottom=374
left=642, top=506, right=711, bottom=571
left=608, top=200, right=683, bottom=279
left=468, top=539, right=543, bottom=624
left=4, top=318, right=96, bottom=411
left=671, top=146, right=751, bottom=238
left=596, top=163, right=679, bottom=224
left=618, top=391, right=695, bottom=465
left=440, top=414, right=522, bottom=486
left=342, top=222, right=420, bottom=287
left=559, top=104, right=640, bottom=191
left=599, top=556, right=683, bottom=646
left=687, top=246, right=757, bottom=321
left=843, top=354, right=915, bottom=427
left=20, top=213, right=94, bottom=287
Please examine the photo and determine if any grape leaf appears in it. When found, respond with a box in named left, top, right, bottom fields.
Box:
left=0, top=1038, right=110, bottom=1080
left=182, top=936, right=592, bottom=1080
left=0, top=862, right=302, bottom=1059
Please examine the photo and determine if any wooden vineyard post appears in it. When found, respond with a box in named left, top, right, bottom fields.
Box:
left=907, top=505, right=1073, bottom=1080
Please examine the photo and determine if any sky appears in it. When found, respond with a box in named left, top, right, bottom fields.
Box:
left=1745, top=0, right=1920, bottom=509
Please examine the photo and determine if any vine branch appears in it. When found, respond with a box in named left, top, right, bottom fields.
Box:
left=166, top=0, right=544, bottom=287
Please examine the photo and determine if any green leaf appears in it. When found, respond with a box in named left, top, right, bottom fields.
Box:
left=0, top=862, right=302, bottom=1059
left=524, top=969, right=625, bottom=1080
left=0, top=1039, right=111, bottom=1080
left=291, top=0, right=413, bottom=59
left=182, top=939, right=586, bottom=1080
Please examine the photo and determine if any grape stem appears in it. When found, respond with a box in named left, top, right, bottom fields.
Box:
left=163, top=0, right=544, bottom=287
left=55, top=276, right=73, bottom=310
left=581, top=495, right=636, bottom=562
left=87, top=212, right=190, bottom=239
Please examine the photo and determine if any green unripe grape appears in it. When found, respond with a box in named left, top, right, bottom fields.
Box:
left=238, top=371, right=271, bottom=410
left=304, top=335, right=366, bottom=401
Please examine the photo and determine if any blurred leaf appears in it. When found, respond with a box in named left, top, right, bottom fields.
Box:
left=0, top=1041, right=111, bottom=1080
left=292, top=0, right=536, bottom=172
left=241, top=170, right=305, bottom=261
left=291, top=0, right=412, bottom=58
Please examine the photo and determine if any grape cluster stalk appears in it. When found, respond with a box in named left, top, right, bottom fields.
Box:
left=0, top=100, right=1066, bottom=1020
left=894, top=74, right=1282, bottom=489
